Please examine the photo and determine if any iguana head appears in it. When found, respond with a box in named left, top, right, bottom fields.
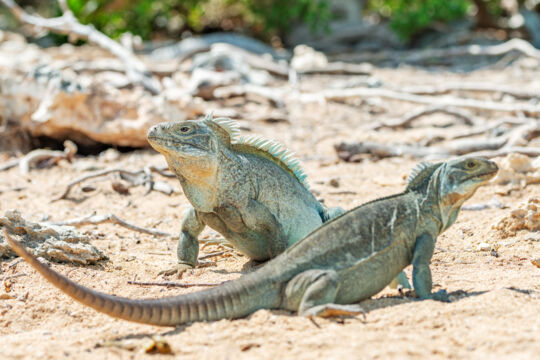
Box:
left=147, top=116, right=238, bottom=181
left=437, top=157, right=498, bottom=230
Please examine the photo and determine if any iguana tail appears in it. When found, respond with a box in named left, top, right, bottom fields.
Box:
left=4, top=231, right=281, bottom=326
left=321, top=206, right=346, bottom=222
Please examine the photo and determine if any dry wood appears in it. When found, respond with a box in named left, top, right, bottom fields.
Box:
left=334, top=38, right=540, bottom=64
left=466, top=146, right=540, bottom=158
left=1, top=0, right=161, bottom=94
left=296, top=62, right=373, bottom=75
left=0, top=141, right=77, bottom=174
left=401, top=82, right=540, bottom=100
left=47, top=212, right=175, bottom=238
left=53, top=166, right=174, bottom=201
left=213, top=85, right=286, bottom=107
left=127, top=280, right=222, bottom=288
left=299, top=87, right=540, bottom=114
left=369, top=105, right=476, bottom=130
left=337, top=119, right=540, bottom=160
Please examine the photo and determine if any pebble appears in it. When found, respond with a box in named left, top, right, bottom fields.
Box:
left=477, top=242, right=491, bottom=251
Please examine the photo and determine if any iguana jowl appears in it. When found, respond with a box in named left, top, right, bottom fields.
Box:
left=146, top=115, right=344, bottom=276
left=5, top=157, right=498, bottom=325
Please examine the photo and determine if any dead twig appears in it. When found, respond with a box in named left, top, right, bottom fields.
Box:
left=369, top=105, right=476, bottom=130
left=199, top=251, right=227, bottom=260
left=54, top=168, right=141, bottom=201
left=0, top=158, right=20, bottom=172
left=47, top=212, right=175, bottom=238
left=127, top=280, right=222, bottom=288
left=0, top=273, right=27, bottom=282
left=0, top=0, right=161, bottom=94
left=466, top=146, right=540, bottom=158
left=296, top=62, right=372, bottom=75
left=299, top=87, right=540, bottom=114
left=213, top=85, right=286, bottom=107
left=401, top=82, right=540, bottom=100
left=0, top=140, right=77, bottom=174
left=337, top=119, right=540, bottom=160
left=334, top=38, right=540, bottom=64
left=53, top=166, right=174, bottom=201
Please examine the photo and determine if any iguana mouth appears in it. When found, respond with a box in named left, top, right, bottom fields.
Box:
left=148, top=136, right=208, bottom=152
left=465, top=168, right=498, bottom=182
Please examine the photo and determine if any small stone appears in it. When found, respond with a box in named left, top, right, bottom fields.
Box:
left=477, top=242, right=491, bottom=251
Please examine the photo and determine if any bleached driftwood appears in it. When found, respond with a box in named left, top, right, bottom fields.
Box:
left=334, top=38, right=540, bottom=64
left=1, top=0, right=161, bottom=94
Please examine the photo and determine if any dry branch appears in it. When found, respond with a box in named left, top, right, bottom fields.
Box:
left=47, top=212, right=175, bottom=238
left=299, top=87, right=540, bottom=114
left=369, top=105, right=476, bottom=130
left=401, top=83, right=540, bottom=100
left=337, top=119, right=540, bottom=160
left=0, top=0, right=161, bottom=94
left=127, top=280, right=221, bottom=288
left=334, top=38, right=540, bottom=64
left=53, top=166, right=174, bottom=201
left=0, top=141, right=77, bottom=174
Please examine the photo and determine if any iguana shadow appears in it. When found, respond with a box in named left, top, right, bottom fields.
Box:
left=360, top=289, right=488, bottom=313
left=103, top=289, right=488, bottom=344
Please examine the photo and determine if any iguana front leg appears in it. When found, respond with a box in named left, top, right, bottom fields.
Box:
left=159, top=207, right=205, bottom=278
left=412, top=233, right=449, bottom=302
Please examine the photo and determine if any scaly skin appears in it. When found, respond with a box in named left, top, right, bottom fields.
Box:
left=5, top=157, right=498, bottom=326
left=146, top=117, right=346, bottom=277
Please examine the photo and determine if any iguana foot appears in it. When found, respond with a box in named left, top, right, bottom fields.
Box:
left=423, top=289, right=450, bottom=302
left=302, top=303, right=365, bottom=319
left=388, top=271, right=412, bottom=290
left=158, top=263, right=194, bottom=278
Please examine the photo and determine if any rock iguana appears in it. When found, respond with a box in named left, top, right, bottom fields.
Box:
left=146, top=115, right=346, bottom=276
left=5, top=157, right=498, bottom=325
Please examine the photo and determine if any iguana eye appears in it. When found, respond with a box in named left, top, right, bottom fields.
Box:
left=466, top=160, right=476, bottom=169
left=179, top=126, right=190, bottom=133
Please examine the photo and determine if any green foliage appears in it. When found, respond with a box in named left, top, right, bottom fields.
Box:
left=368, top=0, right=472, bottom=41
left=65, top=0, right=209, bottom=39
left=61, top=0, right=331, bottom=40
left=241, top=0, right=331, bottom=35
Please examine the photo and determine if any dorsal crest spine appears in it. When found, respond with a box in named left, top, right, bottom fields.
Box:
left=406, top=161, right=443, bottom=192
left=238, top=135, right=309, bottom=189
left=203, top=114, right=241, bottom=143
left=202, top=115, right=310, bottom=189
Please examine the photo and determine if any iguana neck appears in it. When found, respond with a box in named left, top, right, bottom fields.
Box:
left=166, top=146, right=242, bottom=212
left=419, top=166, right=445, bottom=233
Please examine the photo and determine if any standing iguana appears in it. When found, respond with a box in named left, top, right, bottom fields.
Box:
left=146, top=115, right=348, bottom=277
left=5, top=157, right=498, bottom=325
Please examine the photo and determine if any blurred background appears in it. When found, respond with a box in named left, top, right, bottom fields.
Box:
left=2, top=0, right=540, bottom=49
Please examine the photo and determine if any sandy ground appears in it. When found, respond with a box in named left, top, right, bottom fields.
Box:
left=1, top=64, right=539, bottom=359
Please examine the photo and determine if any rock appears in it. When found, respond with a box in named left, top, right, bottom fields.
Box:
left=0, top=210, right=107, bottom=264
left=492, top=197, right=540, bottom=238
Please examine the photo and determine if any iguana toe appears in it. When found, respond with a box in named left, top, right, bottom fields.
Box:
left=303, top=303, right=366, bottom=319
left=158, top=263, right=194, bottom=278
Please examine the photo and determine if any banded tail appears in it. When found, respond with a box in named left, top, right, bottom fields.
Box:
left=4, top=230, right=279, bottom=326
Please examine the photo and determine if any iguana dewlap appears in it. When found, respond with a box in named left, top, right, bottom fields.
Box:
left=147, top=115, right=345, bottom=276
left=6, top=157, right=498, bottom=326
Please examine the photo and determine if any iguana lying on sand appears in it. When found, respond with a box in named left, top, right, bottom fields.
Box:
left=5, top=157, right=497, bottom=325
left=146, top=115, right=348, bottom=277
